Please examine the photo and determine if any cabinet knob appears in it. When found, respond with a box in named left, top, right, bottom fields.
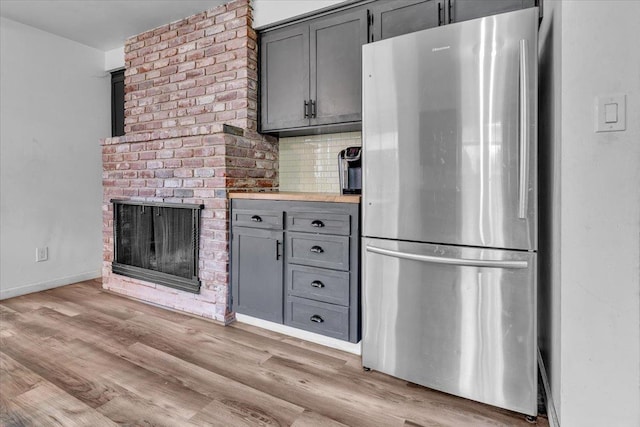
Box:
left=310, top=246, right=324, bottom=254
left=251, top=215, right=262, bottom=222
left=311, top=220, right=324, bottom=228
left=310, top=315, right=324, bottom=323
left=310, top=280, right=325, bottom=289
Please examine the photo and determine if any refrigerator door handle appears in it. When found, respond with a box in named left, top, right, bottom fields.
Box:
left=366, top=246, right=529, bottom=269
left=518, top=39, right=529, bottom=220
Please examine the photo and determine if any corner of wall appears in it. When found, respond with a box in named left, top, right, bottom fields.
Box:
left=537, top=0, right=562, bottom=423
left=105, top=46, right=125, bottom=72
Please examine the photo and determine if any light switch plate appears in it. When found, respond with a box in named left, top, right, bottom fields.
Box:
left=595, top=94, right=626, bottom=132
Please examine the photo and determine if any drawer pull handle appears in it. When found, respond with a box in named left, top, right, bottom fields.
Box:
left=310, top=315, right=324, bottom=323
left=251, top=215, right=262, bottom=222
left=310, top=246, right=324, bottom=254
left=310, top=280, right=325, bottom=288
left=311, top=220, right=325, bottom=228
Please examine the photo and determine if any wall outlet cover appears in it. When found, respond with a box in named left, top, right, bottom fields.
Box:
left=36, top=247, right=48, bottom=262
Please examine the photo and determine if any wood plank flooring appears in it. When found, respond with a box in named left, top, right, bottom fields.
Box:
left=0, top=280, right=549, bottom=427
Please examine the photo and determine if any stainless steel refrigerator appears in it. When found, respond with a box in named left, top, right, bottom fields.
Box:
left=361, top=7, right=538, bottom=416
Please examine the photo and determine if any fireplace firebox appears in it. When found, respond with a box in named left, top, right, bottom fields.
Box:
left=111, top=200, right=203, bottom=293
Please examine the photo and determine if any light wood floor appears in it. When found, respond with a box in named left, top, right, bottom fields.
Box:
left=0, top=280, right=548, bottom=427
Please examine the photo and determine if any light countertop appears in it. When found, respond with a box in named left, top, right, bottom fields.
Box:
left=228, top=191, right=361, bottom=204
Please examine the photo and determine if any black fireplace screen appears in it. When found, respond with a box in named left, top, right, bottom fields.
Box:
left=112, top=200, right=203, bottom=293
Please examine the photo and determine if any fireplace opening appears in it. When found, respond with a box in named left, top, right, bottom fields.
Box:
left=112, top=200, right=203, bottom=293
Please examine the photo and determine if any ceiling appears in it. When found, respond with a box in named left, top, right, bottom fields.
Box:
left=0, top=0, right=228, bottom=51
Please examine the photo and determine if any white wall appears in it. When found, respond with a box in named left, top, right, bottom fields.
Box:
left=101, top=1, right=349, bottom=71
left=537, top=0, right=562, bottom=424
left=556, top=1, right=640, bottom=426
left=0, top=17, right=109, bottom=299
left=252, top=0, right=346, bottom=28
left=104, top=46, right=125, bottom=72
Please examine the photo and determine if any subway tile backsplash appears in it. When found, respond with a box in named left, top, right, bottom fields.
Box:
left=279, top=132, right=362, bottom=193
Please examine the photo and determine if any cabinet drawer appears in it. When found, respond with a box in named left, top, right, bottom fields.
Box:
left=287, top=233, right=349, bottom=271
left=286, top=296, right=349, bottom=340
left=232, top=209, right=283, bottom=230
left=286, top=211, right=350, bottom=235
left=287, top=264, right=349, bottom=306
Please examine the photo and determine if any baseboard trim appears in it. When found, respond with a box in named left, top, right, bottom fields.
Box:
left=0, top=270, right=101, bottom=300
left=235, top=313, right=362, bottom=355
left=538, top=348, right=560, bottom=427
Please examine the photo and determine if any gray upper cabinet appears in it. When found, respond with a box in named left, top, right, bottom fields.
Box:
left=446, top=0, right=536, bottom=24
left=370, top=0, right=442, bottom=42
left=259, top=0, right=538, bottom=135
left=260, top=25, right=310, bottom=131
left=259, top=10, right=367, bottom=133
left=309, top=9, right=368, bottom=126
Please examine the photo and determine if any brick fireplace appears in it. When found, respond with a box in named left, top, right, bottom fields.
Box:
left=101, top=0, right=277, bottom=323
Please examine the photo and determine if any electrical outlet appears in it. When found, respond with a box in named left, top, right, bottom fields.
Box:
left=36, top=247, right=48, bottom=262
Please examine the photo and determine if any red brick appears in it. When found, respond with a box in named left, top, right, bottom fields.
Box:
left=161, top=47, right=178, bottom=58
left=156, top=188, right=174, bottom=197
left=183, top=158, right=204, bottom=168
left=183, top=137, right=202, bottom=147
left=186, top=29, right=205, bottom=43
left=215, top=71, right=236, bottom=82
left=145, top=176, right=165, bottom=187
left=215, top=110, right=236, bottom=121
left=204, top=44, right=225, bottom=57
left=215, top=31, right=237, bottom=44
left=161, top=30, right=178, bottom=41
left=175, top=148, right=194, bottom=158
left=175, top=169, right=194, bottom=178
left=226, top=17, right=249, bottom=30
left=215, top=11, right=236, bottom=24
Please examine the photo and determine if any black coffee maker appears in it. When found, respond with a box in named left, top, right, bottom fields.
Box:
left=338, top=146, right=362, bottom=194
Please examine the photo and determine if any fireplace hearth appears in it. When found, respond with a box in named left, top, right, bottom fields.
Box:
left=112, top=200, right=203, bottom=293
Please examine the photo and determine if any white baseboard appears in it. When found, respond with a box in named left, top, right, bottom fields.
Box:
left=0, top=270, right=101, bottom=300
left=538, top=348, right=560, bottom=427
left=235, top=313, right=362, bottom=355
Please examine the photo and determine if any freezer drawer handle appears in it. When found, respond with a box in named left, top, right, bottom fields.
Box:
left=310, top=280, right=325, bottom=288
left=366, top=246, right=528, bottom=269
left=310, top=315, right=324, bottom=323
left=310, top=246, right=324, bottom=254
left=250, top=215, right=262, bottom=222
left=311, top=220, right=325, bottom=228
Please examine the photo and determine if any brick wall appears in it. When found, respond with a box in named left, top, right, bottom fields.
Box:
left=101, top=0, right=277, bottom=323
left=124, top=0, right=258, bottom=134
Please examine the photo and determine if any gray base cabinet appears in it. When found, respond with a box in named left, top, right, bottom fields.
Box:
left=231, top=227, right=284, bottom=324
left=231, top=199, right=361, bottom=343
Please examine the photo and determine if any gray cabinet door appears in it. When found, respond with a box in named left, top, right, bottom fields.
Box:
left=260, top=25, right=310, bottom=132
left=231, top=227, right=284, bottom=323
left=447, top=0, right=536, bottom=24
left=371, top=0, right=442, bottom=42
left=309, top=9, right=368, bottom=126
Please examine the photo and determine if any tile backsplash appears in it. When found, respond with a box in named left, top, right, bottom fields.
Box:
left=279, top=132, right=362, bottom=193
